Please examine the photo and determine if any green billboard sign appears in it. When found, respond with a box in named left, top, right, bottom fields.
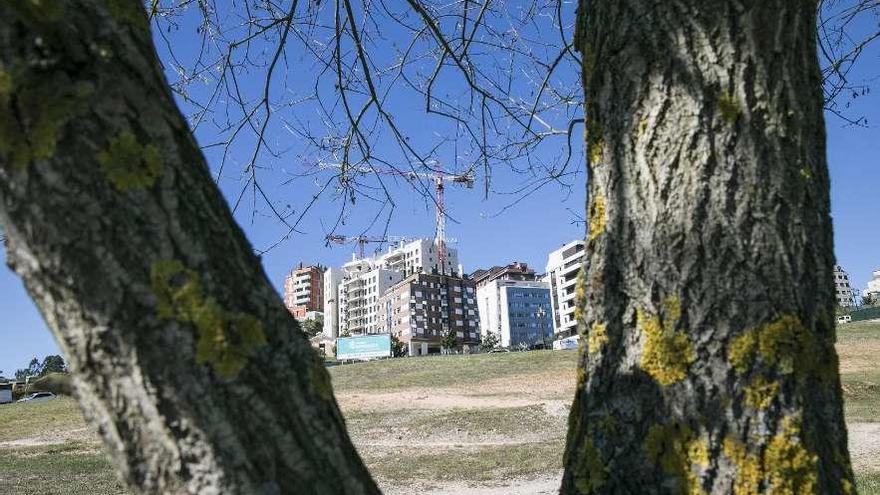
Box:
left=336, top=334, right=392, bottom=361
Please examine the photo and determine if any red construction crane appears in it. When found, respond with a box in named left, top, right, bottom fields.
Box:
left=317, top=160, right=475, bottom=273
left=325, top=234, right=409, bottom=259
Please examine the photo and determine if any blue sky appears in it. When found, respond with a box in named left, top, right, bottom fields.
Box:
left=1, top=4, right=879, bottom=375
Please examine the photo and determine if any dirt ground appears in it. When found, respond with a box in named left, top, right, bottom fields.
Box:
left=335, top=373, right=879, bottom=493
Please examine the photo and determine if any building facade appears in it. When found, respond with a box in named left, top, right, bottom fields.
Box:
left=865, top=269, right=880, bottom=304
left=545, top=240, right=585, bottom=340
left=377, top=273, right=480, bottom=356
left=476, top=279, right=552, bottom=348
left=332, top=239, right=461, bottom=337
left=833, top=265, right=855, bottom=308
left=470, top=261, right=540, bottom=289
left=284, top=264, right=325, bottom=318
left=322, top=268, right=343, bottom=339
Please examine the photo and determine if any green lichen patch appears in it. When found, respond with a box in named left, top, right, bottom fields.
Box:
left=638, top=297, right=696, bottom=386
left=0, top=67, right=94, bottom=169
left=723, top=417, right=818, bottom=495
left=9, top=0, right=65, bottom=24
left=573, top=437, right=606, bottom=494
left=579, top=43, right=596, bottom=86
left=588, top=194, right=606, bottom=241
left=644, top=422, right=707, bottom=495
left=104, top=0, right=150, bottom=30
left=0, top=70, right=11, bottom=97
left=718, top=92, right=741, bottom=124
left=97, top=131, right=163, bottom=191
left=151, top=260, right=267, bottom=378
left=309, top=357, right=334, bottom=401
left=588, top=323, right=608, bottom=354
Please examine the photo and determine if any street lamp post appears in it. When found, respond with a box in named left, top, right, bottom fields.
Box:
left=536, top=306, right=547, bottom=350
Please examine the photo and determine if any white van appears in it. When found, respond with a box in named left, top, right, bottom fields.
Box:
left=837, top=314, right=852, bottom=324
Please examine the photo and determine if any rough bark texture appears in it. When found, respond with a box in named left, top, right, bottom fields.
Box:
left=562, top=1, right=855, bottom=494
left=0, top=2, right=379, bottom=494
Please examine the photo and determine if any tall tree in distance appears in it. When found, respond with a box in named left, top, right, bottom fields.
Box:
left=39, top=355, right=68, bottom=375
left=562, top=1, right=854, bottom=493
left=0, top=2, right=377, bottom=493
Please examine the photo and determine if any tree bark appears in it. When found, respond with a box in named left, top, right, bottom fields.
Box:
left=0, top=2, right=379, bottom=494
left=562, top=1, right=855, bottom=494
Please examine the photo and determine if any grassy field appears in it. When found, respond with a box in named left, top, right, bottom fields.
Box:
left=0, top=322, right=877, bottom=494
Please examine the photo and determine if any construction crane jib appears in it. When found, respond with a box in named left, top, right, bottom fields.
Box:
left=317, top=160, right=475, bottom=273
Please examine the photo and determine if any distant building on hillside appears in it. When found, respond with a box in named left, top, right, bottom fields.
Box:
left=545, top=240, right=585, bottom=340
left=833, top=265, right=855, bottom=308
left=470, top=261, right=540, bottom=289
left=476, top=279, right=552, bottom=348
left=377, top=272, right=480, bottom=356
left=284, top=264, right=325, bottom=319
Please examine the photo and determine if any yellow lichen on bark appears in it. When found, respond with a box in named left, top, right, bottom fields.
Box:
left=588, top=138, right=604, bottom=166
left=588, top=323, right=608, bottom=354
left=644, top=422, right=708, bottom=495
left=98, top=131, right=163, bottom=191
left=727, top=314, right=828, bottom=382
left=744, top=376, right=780, bottom=410
left=588, top=194, right=606, bottom=241
left=723, top=438, right=761, bottom=495
left=574, top=267, right=587, bottom=325
left=718, top=92, right=741, bottom=123
left=723, top=417, right=818, bottom=495
left=151, top=260, right=266, bottom=378
left=638, top=297, right=695, bottom=386
left=763, top=418, right=818, bottom=495
left=638, top=116, right=649, bottom=137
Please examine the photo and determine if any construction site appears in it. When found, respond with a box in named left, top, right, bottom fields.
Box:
left=316, top=162, right=479, bottom=355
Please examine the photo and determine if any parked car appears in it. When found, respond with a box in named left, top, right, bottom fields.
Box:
left=17, top=392, right=56, bottom=403
left=837, top=315, right=852, bottom=324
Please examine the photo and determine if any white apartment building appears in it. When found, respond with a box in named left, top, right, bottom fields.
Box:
left=322, top=268, right=343, bottom=340
left=545, top=240, right=585, bottom=340
left=332, top=239, right=461, bottom=336
left=865, top=269, right=880, bottom=301
left=476, top=279, right=552, bottom=348
left=833, top=265, right=855, bottom=308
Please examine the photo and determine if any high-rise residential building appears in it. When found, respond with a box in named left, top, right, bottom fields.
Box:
left=470, top=261, right=540, bottom=289
left=833, top=265, right=854, bottom=308
left=476, top=279, right=552, bottom=348
left=284, top=264, right=325, bottom=319
left=377, top=272, right=480, bottom=355
left=545, top=240, right=585, bottom=340
left=331, top=239, right=461, bottom=336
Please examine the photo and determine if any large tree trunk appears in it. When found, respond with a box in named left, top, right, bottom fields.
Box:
left=562, top=1, right=854, bottom=494
left=0, top=2, right=379, bottom=493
